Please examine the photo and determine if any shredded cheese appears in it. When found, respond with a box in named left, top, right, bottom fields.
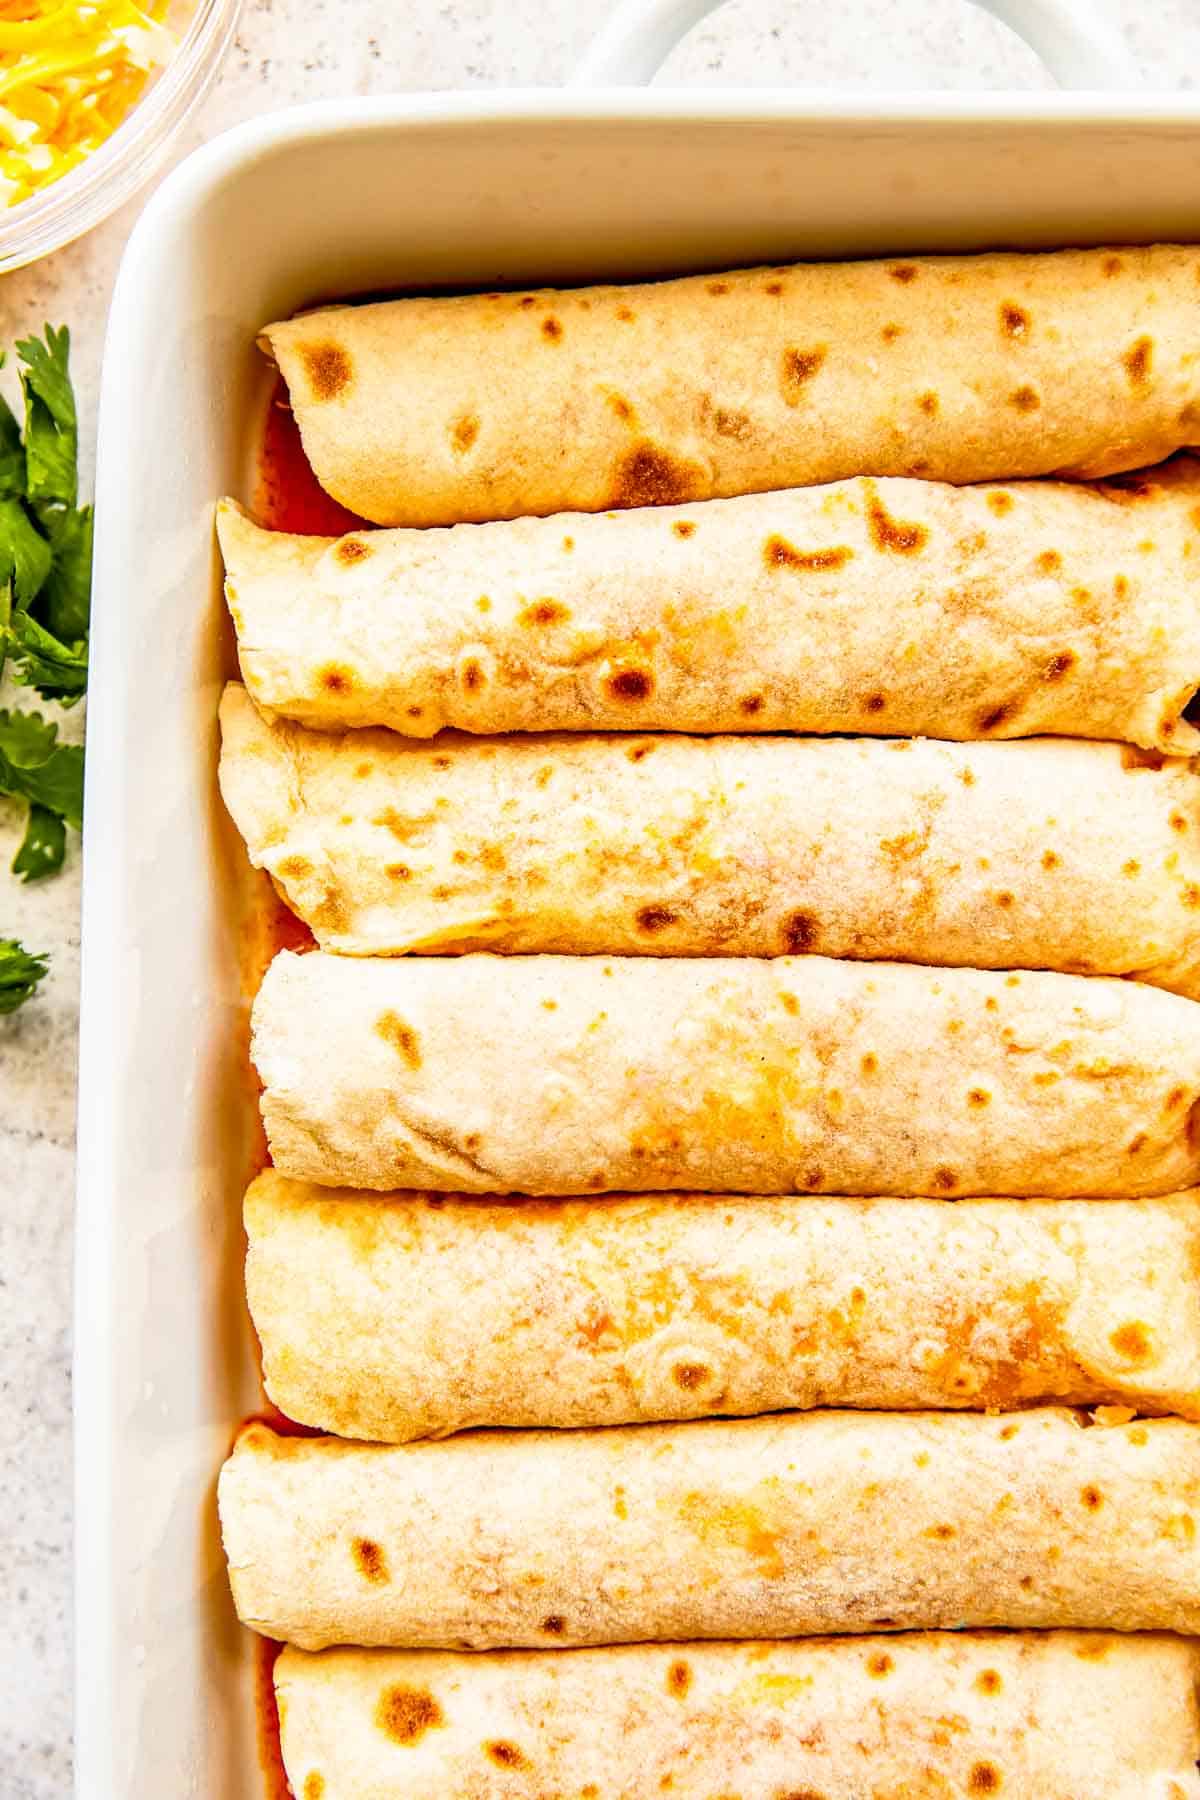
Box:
left=0, top=0, right=177, bottom=208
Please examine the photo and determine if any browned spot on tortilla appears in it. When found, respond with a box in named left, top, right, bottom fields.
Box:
left=707, top=280, right=730, bottom=296
left=801, top=1167, right=823, bottom=1191
left=865, top=485, right=928, bottom=554
left=927, top=1523, right=956, bottom=1540
left=959, top=768, right=976, bottom=787
left=561, top=536, right=574, bottom=552
left=303, top=1776, right=324, bottom=1800
left=917, top=390, right=939, bottom=416
left=673, top=520, right=696, bottom=538
left=301, top=342, right=351, bottom=400
left=450, top=413, right=479, bottom=454
left=976, top=701, right=1015, bottom=733
left=780, top=345, right=827, bottom=402
left=607, top=392, right=634, bottom=422
left=779, top=992, right=799, bottom=1016
left=714, top=407, right=752, bottom=439
left=976, top=1669, right=1003, bottom=1695
left=861, top=1053, right=878, bottom=1075
left=888, top=263, right=918, bottom=283
left=1044, top=650, right=1075, bottom=682
left=1110, top=1321, right=1153, bottom=1363
left=318, top=663, right=354, bottom=693
left=541, top=1614, right=566, bottom=1635
left=1000, top=302, right=1030, bottom=338
left=518, top=295, right=537, bottom=309
left=1185, top=884, right=1200, bottom=908
left=276, top=853, right=311, bottom=879
left=334, top=536, right=371, bottom=564
left=933, top=1166, right=959, bottom=1192
left=967, top=1088, right=991, bottom=1108
left=541, top=316, right=563, bottom=341
left=615, top=304, right=634, bottom=322
left=1128, top=1132, right=1148, bottom=1154
left=1010, top=385, right=1040, bottom=412
left=987, top=490, right=1014, bottom=515
left=864, top=692, right=887, bottom=714
left=764, top=533, right=853, bottom=572
left=739, top=693, right=765, bottom=715
left=1036, top=549, right=1062, bottom=574
left=627, top=741, right=654, bottom=762
left=783, top=910, right=818, bottom=953
left=375, top=1010, right=421, bottom=1069
left=881, top=323, right=902, bottom=342
left=969, top=1763, right=1001, bottom=1794
left=1167, top=1084, right=1188, bottom=1110
left=520, top=598, right=570, bottom=626
left=667, top=1658, right=692, bottom=1697
left=764, top=280, right=785, bottom=296
left=612, top=442, right=706, bottom=508
left=1123, top=335, right=1153, bottom=386
left=486, top=1741, right=528, bottom=1769
left=1000, top=1423, right=1018, bottom=1439
left=636, top=904, right=678, bottom=933
left=673, top=1361, right=708, bottom=1390
left=1103, top=254, right=1124, bottom=276
left=376, top=1685, right=443, bottom=1745
left=1113, top=574, right=1130, bottom=599
left=606, top=666, right=654, bottom=702
left=1080, top=1484, right=1103, bottom=1511
left=352, top=1537, right=390, bottom=1583
left=462, top=659, right=484, bottom=691
left=407, top=705, right=423, bottom=717
left=867, top=1651, right=894, bottom=1677
left=475, top=595, right=491, bottom=614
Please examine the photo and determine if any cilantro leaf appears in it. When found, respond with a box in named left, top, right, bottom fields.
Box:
left=0, top=937, right=49, bottom=1013
left=18, top=326, right=76, bottom=507
left=0, top=705, right=57, bottom=766
left=7, top=609, right=88, bottom=706
left=0, top=494, right=52, bottom=608
left=0, top=708, right=83, bottom=829
left=13, top=802, right=65, bottom=881
left=0, top=366, right=25, bottom=501
left=34, top=500, right=91, bottom=641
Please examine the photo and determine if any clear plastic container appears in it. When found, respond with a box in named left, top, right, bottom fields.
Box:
left=0, top=0, right=242, bottom=273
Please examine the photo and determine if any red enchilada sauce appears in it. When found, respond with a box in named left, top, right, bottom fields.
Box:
left=244, top=384, right=347, bottom=1800
left=257, top=376, right=368, bottom=536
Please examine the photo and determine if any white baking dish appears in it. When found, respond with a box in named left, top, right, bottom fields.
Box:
left=77, top=1, right=1200, bottom=1792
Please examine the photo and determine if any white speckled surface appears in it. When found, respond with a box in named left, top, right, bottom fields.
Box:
left=0, top=1, right=1196, bottom=1792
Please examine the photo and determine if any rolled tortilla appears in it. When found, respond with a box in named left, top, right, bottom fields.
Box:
left=217, top=461, right=1200, bottom=753
left=246, top=1172, right=1200, bottom=1440
left=274, top=1633, right=1200, bottom=1800
left=221, top=682, right=1200, bottom=993
left=249, top=950, right=1200, bottom=1197
left=260, top=244, right=1200, bottom=526
left=219, top=1410, right=1200, bottom=1648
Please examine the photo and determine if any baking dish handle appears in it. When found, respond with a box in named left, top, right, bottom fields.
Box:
left=571, top=0, right=1131, bottom=89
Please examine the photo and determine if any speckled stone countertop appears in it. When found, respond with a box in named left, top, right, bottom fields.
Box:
left=1, top=1, right=1196, bottom=1792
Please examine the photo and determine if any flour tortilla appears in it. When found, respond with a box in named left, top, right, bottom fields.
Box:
left=249, top=950, right=1200, bottom=1197
left=260, top=243, right=1200, bottom=526
left=218, top=457, right=1200, bottom=753
left=220, top=1410, right=1200, bottom=1648
left=274, top=1632, right=1200, bottom=1800
left=245, top=1172, right=1200, bottom=1440
left=220, top=682, right=1200, bottom=993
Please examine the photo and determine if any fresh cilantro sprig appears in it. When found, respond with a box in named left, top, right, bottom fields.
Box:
left=0, top=326, right=92, bottom=702
left=0, top=937, right=49, bottom=1014
left=0, top=324, right=91, bottom=1015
